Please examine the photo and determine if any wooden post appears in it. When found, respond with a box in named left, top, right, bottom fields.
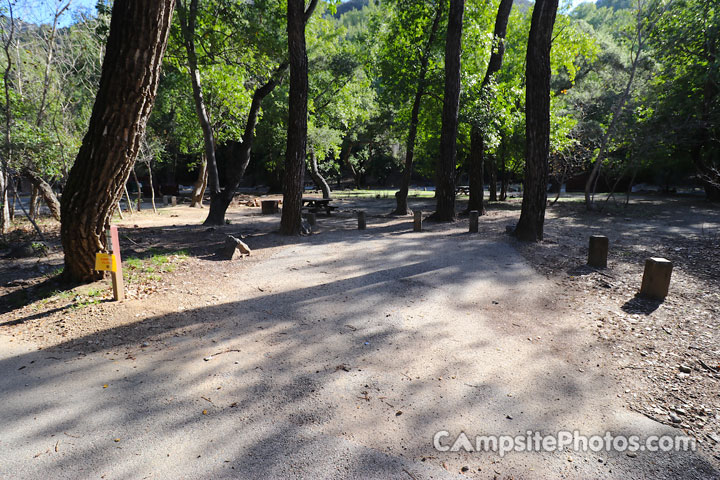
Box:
left=587, top=235, right=609, bottom=268
left=469, top=210, right=479, bottom=233
left=413, top=210, right=422, bottom=232
left=640, top=257, right=672, bottom=300
left=163, top=195, right=169, bottom=206
left=358, top=211, right=366, bottom=230
left=305, top=212, right=316, bottom=226
left=107, top=225, right=125, bottom=301
left=261, top=200, right=279, bottom=214
left=171, top=196, right=177, bottom=207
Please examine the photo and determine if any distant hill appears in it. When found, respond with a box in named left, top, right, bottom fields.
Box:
left=513, top=0, right=532, bottom=12
left=334, top=0, right=369, bottom=17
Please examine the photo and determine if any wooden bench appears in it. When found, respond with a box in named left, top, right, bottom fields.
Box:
left=302, top=197, right=337, bottom=215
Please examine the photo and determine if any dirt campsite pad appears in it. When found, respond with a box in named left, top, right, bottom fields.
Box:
left=0, top=195, right=719, bottom=479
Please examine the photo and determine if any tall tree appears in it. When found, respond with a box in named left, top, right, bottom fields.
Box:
left=177, top=0, right=220, bottom=201
left=392, top=0, right=443, bottom=215
left=204, top=61, right=288, bottom=224
left=514, top=0, right=558, bottom=241
left=432, top=0, right=465, bottom=221
left=466, top=0, right=514, bottom=214
left=60, top=0, right=175, bottom=282
left=280, top=0, right=319, bottom=235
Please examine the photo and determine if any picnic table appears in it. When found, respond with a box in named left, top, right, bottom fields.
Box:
left=455, top=185, right=470, bottom=195
left=302, top=197, right=337, bottom=215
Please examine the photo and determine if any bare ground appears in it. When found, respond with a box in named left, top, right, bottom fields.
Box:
left=0, top=194, right=718, bottom=479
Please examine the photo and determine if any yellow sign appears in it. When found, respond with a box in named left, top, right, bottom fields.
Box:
left=95, top=253, right=117, bottom=272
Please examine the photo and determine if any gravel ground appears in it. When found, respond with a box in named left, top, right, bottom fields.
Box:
left=0, top=196, right=718, bottom=479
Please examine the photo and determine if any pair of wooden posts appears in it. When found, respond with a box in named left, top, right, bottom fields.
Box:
left=587, top=235, right=672, bottom=300
left=162, top=195, right=178, bottom=207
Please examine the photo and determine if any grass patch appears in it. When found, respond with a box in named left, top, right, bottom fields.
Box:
left=123, top=248, right=189, bottom=284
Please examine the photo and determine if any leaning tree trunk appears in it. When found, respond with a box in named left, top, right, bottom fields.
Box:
left=60, top=0, right=175, bottom=283
left=467, top=0, right=513, bottom=214
left=280, top=0, right=319, bottom=235
left=204, top=61, right=288, bottom=224
left=190, top=155, right=208, bottom=207
left=394, top=1, right=443, bottom=215
left=432, top=0, right=465, bottom=221
left=514, top=0, right=558, bottom=242
left=178, top=0, right=220, bottom=198
left=24, top=169, right=61, bottom=221
left=132, top=168, right=142, bottom=211
left=308, top=147, right=331, bottom=199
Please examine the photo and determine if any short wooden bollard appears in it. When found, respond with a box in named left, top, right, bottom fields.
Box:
left=171, top=196, right=177, bottom=207
left=95, top=226, right=124, bottom=301
left=305, top=212, right=316, bottom=226
left=413, top=210, right=422, bottom=232
left=469, top=210, right=479, bottom=233
left=357, top=211, right=366, bottom=230
left=640, top=257, right=673, bottom=300
left=163, top=195, right=169, bottom=206
left=261, top=200, right=279, bottom=214
left=587, top=235, right=609, bottom=268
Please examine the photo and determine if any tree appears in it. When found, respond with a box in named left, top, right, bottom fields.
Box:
left=514, top=0, right=558, bottom=241
left=60, top=0, right=176, bottom=282
left=280, top=0, right=319, bottom=235
left=390, top=0, right=443, bottom=215
left=466, top=0, right=514, bottom=214
left=432, top=0, right=465, bottom=221
left=177, top=0, right=220, bottom=203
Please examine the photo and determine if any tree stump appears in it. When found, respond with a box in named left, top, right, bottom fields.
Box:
left=587, top=235, right=609, bottom=268
left=358, top=211, right=366, bottom=230
left=261, top=200, right=279, bottom=214
left=171, top=196, right=177, bottom=207
left=469, top=210, right=479, bottom=233
left=413, top=210, right=422, bottom=232
left=640, top=257, right=673, bottom=300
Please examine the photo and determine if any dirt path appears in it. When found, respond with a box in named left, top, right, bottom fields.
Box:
left=0, top=200, right=718, bottom=479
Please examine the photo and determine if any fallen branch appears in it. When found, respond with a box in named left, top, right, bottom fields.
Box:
left=697, top=358, right=719, bottom=373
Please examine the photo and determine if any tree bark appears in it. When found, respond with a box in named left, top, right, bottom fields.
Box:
left=489, top=156, right=498, bottom=201
left=467, top=126, right=485, bottom=215
left=178, top=0, right=220, bottom=196
left=281, top=0, right=319, bottom=234
left=190, top=155, right=208, bottom=207
left=308, top=147, right=331, bottom=199
left=24, top=169, right=61, bottom=221
left=147, top=160, right=157, bottom=213
left=60, top=0, right=175, bottom=283
left=1, top=2, right=15, bottom=234
left=514, top=0, right=558, bottom=242
left=467, top=0, right=513, bottom=214
left=29, top=186, right=39, bottom=220
left=432, top=0, right=465, bottom=221
left=394, top=1, right=443, bottom=215
left=132, top=168, right=142, bottom=211
left=204, top=61, right=288, bottom=224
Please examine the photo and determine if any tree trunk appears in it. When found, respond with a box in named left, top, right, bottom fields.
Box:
left=467, top=0, right=513, bottom=213
left=132, top=168, right=142, bottom=211
left=24, top=169, right=61, bottom=221
left=204, top=61, right=288, bottom=224
left=0, top=169, right=8, bottom=234
left=394, top=1, right=443, bottom=215
left=432, top=0, right=465, bottom=221
left=147, top=160, right=157, bottom=213
left=60, top=0, right=175, bottom=283
left=178, top=0, right=220, bottom=197
left=190, top=155, right=207, bottom=207
left=29, top=186, right=39, bottom=220
left=2, top=6, right=14, bottom=234
left=308, top=147, right=331, bottom=199
left=467, top=126, right=485, bottom=214
left=281, top=0, right=319, bottom=234
left=514, top=0, right=558, bottom=242
left=124, top=185, right=134, bottom=214
left=489, top=155, right=498, bottom=201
